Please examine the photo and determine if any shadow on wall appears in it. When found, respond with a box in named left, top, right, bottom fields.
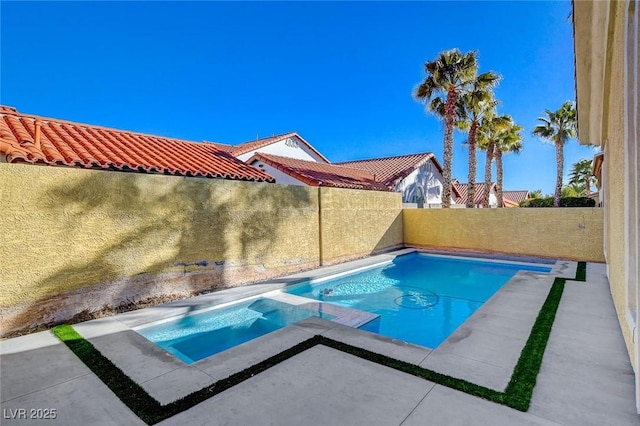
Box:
left=317, top=186, right=404, bottom=266
left=401, top=165, right=441, bottom=206
left=4, top=170, right=316, bottom=335
left=372, top=212, right=404, bottom=254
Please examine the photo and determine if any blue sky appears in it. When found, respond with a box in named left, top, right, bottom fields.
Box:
left=1, top=1, right=597, bottom=194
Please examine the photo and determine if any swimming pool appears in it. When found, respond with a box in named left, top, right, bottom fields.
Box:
left=136, top=298, right=333, bottom=363
left=136, top=251, right=552, bottom=363
left=286, top=253, right=552, bottom=348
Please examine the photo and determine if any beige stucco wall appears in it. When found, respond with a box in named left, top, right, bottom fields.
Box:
left=0, top=163, right=320, bottom=334
left=0, top=164, right=406, bottom=335
left=600, top=0, right=634, bottom=364
left=403, top=208, right=604, bottom=262
left=319, top=187, right=403, bottom=265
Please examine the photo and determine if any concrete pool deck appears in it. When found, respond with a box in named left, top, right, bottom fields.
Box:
left=1, top=254, right=638, bottom=425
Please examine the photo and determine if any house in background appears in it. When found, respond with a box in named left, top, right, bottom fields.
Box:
left=336, top=153, right=458, bottom=207
left=226, top=132, right=330, bottom=164
left=502, top=190, right=531, bottom=207
left=592, top=152, right=604, bottom=207
left=451, top=183, right=530, bottom=208
left=249, top=150, right=459, bottom=206
left=0, top=105, right=525, bottom=210
left=0, top=106, right=274, bottom=183
left=0, top=105, right=454, bottom=205
left=236, top=134, right=457, bottom=206
left=247, top=153, right=390, bottom=191
left=453, top=181, right=498, bottom=208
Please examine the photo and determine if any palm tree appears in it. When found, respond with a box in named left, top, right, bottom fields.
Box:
left=532, top=101, right=577, bottom=207
left=562, top=184, right=582, bottom=198
left=458, top=72, right=500, bottom=208
left=569, top=159, right=595, bottom=196
left=415, top=49, right=478, bottom=208
left=530, top=189, right=543, bottom=199
left=477, top=113, right=511, bottom=207
left=494, top=118, right=523, bottom=207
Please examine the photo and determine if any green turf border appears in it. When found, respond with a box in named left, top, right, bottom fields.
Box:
left=575, top=261, right=587, bottom=281
left=52, top=261, right=587, bottom=424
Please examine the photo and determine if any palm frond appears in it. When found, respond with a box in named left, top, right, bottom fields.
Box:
left=532, top=102, right=577, bottom=145
left=495, top=118, right=523, bottom=155
left=476, top=71, right=501, bottom=88
left=428, top=96, right=446, bottom=118
left=415, top=76, right=436, bottom=100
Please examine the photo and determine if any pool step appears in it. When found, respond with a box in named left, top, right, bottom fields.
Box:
left=264, top=292, right=379, bottom=328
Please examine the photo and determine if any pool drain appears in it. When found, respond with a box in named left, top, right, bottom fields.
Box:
left=394, top=290, right=439, bottom=309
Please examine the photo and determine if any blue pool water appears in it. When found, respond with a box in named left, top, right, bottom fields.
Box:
left=286, top=253, right=552, bottom=349
left=137, top=298, right=332, bottom=363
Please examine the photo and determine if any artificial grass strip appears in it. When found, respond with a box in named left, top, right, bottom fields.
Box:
left=52, top=325, right=161, bottom=424
left=575, top=261, right=587, bottom=281
left=157, top=335, right=320, bottom=423
left=51, top=261, right=586, bottom=423
left=317, top=336, right=508, bottom=405
left=503, top=278, right=565, bottom=411
left=53, top=324, right=321, bottom=425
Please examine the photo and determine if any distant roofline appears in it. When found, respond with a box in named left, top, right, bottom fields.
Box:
left=232, top=132, right=331, bottom=163
left=337, top=152, right=453, bottom=191
left=336, top=151, right=434, bottom=163
left=248, top=152, right=391, bottom=191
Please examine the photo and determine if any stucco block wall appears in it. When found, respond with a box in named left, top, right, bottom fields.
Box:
left=403, top=208, right=604, bottom=262
left=1, top=164, right=405, bottom=335
left=0, top=163, right=320, bottom=334
left=319, top=187, right=403, bottom=265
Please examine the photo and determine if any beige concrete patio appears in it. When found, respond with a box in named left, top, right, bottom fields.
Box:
left=1, top=260, right=637, bottom=425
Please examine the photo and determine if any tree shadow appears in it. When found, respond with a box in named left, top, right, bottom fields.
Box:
left=3, top=171, right=315, bottom=335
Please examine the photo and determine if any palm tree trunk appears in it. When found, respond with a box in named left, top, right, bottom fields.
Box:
left=495, top=148, right=503, bottom=207
left=483, top=141, right=494, bottom=208
left=441, top=87, right=457, bottom=208
left=554, top=136, right=564, bottom=207
left=467, top=120, right=478, bottom=208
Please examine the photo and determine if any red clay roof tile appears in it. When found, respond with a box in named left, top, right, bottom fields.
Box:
left=249, top=153, right=391, bottom=191
left=503, top=198, right=520, bottom=207
left=454, top=185, right=530, bottom=206
left=453, top=182, right=496, bottom=205
left=336, top=153, right=438, bottom=187
left=338, top=153, right=461, bottom=198
left=0, top=106, right=274, bottom=183
left=502, top=190, right=530, bottom=204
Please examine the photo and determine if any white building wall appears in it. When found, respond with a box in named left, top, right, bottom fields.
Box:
left=395, top=160, right=446, bottom=207
left=490, top=190, right=497, bottom=208
left=250, top=161, right=308, bottom=186
left=483, top=189, right=498, bottom=208
left=237, top=136, right=325, bottom=163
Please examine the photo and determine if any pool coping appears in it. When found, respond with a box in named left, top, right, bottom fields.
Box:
left=71, top=249, right=577, bottom=405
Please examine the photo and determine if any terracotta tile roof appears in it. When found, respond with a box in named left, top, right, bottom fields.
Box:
left=502, top=190, right=530, bottom=204
left=337, top=153, right=461, bottom=198
left=204, top=141, right=235, bottom=153
left=592, top=152, right=603, bottom=186
left=0, top=106, right=274, bottom=182
left=453, top=182, right=496, bottom=205
left=231, top=132, right=330, bottom=163
left=336, top=153, right=435, bottom=187
left=503, top=198, right=520, bottom=207
left=248, top=153, right=391, bottom=191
